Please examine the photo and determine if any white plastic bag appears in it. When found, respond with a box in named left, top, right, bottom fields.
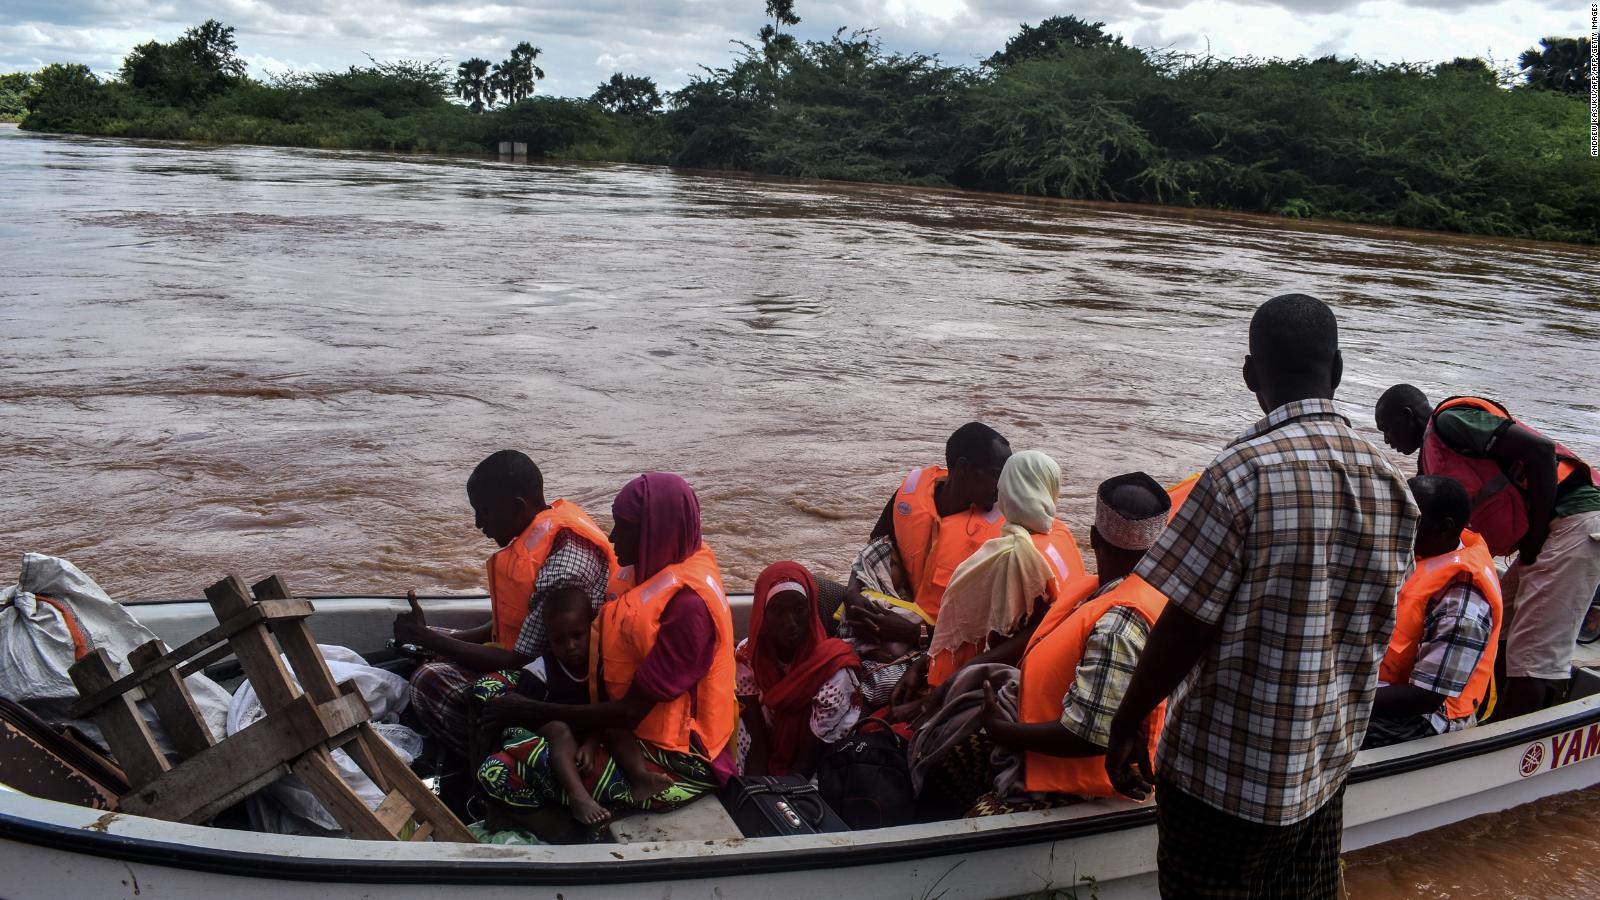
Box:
left=227, top=644, right=422, bottom=833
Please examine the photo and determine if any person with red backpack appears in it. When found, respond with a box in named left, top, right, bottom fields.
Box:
left=1376, top=386, right=1600, bottom=718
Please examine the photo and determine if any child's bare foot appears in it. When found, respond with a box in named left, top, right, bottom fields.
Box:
left=569, top=794, right=611, bottom=826
left=628, top=770, right=675, bottom=804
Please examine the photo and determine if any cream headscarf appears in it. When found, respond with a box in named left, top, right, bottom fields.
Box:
left=929, top=451, right=1060, bottom=661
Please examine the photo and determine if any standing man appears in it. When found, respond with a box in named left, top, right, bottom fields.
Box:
left=395, top=450, right=618, bottom=758
left=1105, top=294, right=1418, bottom=899
left=1375, top=385, right=1600, bottom=718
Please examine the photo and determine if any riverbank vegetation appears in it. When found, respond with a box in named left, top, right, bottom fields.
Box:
left=11, top=15, right=1598, bottom=243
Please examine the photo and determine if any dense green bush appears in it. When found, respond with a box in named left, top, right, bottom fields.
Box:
left=15, top=15, right=1598, bottom=242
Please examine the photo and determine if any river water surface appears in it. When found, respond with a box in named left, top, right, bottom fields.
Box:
left=2, top=124, right=1598, bottom=895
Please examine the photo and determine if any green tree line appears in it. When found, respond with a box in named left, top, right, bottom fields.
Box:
left=8, top=16, right=1597, bottom=243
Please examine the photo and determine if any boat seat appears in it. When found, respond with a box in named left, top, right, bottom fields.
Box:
left=607, top=795, right=742, bottom=843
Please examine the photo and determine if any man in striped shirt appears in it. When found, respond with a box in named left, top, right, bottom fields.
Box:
left=1106, top=294, right=1419, bottom=899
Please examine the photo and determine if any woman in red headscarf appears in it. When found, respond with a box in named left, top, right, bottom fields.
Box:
left=737, top=561, right=863, bottom=777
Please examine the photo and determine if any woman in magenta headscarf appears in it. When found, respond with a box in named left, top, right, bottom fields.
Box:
left=478, top=473, right=737, bottom=830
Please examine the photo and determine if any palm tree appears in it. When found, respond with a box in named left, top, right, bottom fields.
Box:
left=498, top=42, right=545, bottom=104
left=1519, top=36, right=1592, bottom=95
left=454, top=57, right=492, bottom=113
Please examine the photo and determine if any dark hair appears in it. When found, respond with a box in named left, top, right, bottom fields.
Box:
left=467, top=450, right=544, bottom=501
left=1098, top=472, right=1171, bottom=521
left=945, top=422, right=1008, bottom=468
left=1409, top=475, right=1471, bottom=525
left=1248, top=294, right=1339, bottom=380
left=543, top=585, right=593, bottom=623
left=1378, top=383, right=1431, bottom=417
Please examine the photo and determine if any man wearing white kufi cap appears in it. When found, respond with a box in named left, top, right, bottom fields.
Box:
left=979, top=472, right=1174, bottom=805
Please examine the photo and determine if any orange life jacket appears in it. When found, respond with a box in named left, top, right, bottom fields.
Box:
left=593, top=544, right=737, bottom=758
left=1379, top=530, right=1504, bottom=721
left=1165, top=474, right=1200, bottom=523
left=891, top=465, right=1006, bottom=620
left=1033, top=521, right=1089, bottom=601
left=486, top=500, right=619, bottom=649
left=926, top=521, right=1091, bottom=686
left=1420, top=396, right=1595, bottom=556
left=1017, top=575, right=1167, bottom=797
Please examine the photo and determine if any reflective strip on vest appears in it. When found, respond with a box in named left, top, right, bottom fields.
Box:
left=901, top=467, right=924, bottom=496
left=1044, top=544, right=1071, bottom=584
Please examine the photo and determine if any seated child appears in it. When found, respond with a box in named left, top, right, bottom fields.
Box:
left=472, top=586, right=671, bottom=825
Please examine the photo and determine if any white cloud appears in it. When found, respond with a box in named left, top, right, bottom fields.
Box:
left=0, top=0, right=1590, bottom=94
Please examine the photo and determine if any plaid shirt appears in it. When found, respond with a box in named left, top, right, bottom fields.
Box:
left=1136, top=398, right=1418, bottom=826
left=510, top=530, right=611, bottom=658
left=1409, top=572, right=1495, bottom=733
left=1061, top=587, right=1149, bottom=748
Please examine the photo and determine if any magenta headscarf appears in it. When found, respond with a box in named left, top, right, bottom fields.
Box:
left=612, top=472, right=703, bottom=582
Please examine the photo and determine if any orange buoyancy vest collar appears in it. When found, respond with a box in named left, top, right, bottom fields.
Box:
left=1421, top=396, right=1595, bottom=556
left=1380, top=530, right=1504, bottom=721
left=891, top=465, right=1006, bottom=620
left=1018, top=575, right=1167, bottom=797
left=1032, top=521, right=1089, bottom=604
left=594, top=544, right=737, bottom=758
left=487, top=500, right=619, bottom=648
left=926, top=523, right=1093, bottom=687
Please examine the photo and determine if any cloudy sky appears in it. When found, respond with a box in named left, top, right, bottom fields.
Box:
left=1, top=0, right=1589, bottom=97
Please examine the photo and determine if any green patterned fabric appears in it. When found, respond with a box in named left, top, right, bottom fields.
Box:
left=477, top=730, right=716, bottom=812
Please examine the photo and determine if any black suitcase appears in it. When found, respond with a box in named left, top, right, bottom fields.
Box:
left=718, top=774, right=850, bottom=837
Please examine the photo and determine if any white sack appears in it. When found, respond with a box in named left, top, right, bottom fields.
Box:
left=228, top=644, right=421, bottom=833
left=0, top=553, right=233, bottom=745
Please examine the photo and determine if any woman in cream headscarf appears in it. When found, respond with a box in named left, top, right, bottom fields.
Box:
left=925, top=450, right=1091, bottom=686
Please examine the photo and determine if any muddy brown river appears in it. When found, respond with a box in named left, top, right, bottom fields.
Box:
left=2, top=123, right=1598, bottom=895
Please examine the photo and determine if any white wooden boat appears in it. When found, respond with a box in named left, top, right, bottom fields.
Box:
left=4, top=592, right=1600, bottom=900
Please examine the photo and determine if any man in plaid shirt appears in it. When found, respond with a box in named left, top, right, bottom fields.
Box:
left=1106, top=295, right=1419, bottom=899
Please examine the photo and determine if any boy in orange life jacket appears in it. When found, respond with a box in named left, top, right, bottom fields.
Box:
left=1376, top=386, right=1600, bottom=719
left=396, top=450, right=615, bottom=758
left=844, top=422, right=1013, bottom=651
left=977, top=473, right=1170, bottom=805
left=1364, top=475, right=1502, bottom=748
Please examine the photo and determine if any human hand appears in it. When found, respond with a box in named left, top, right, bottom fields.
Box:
left=979, top=680, right=1003, bottom=733
left=890, top=655, right=931, bottom=709
left=1519, top=523, right=1550, bottom=567
left=481, top=693, right=549, bottom=731
left=860, top=605, right=921, bottom=645
left=392, top=590, right=432, bottom=644
left=1104, top=718, right=1155, bottom=802
left=575, top=737, right=599, bottom=776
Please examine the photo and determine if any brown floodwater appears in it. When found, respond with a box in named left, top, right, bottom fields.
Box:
left=2, top=123, right=1598, bottom=894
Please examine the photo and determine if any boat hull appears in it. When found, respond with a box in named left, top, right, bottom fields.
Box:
left=4, top=595, right=1599, bottom=899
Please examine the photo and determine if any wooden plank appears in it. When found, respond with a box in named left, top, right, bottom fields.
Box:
left=205, top=576, right=302, bottom=715
left=250, top=577, right=392, bottom=790
left=69, top=598, right=309, bottom=718
left=123, top=692, right=368, bottom=823
left=353, top=725, right=477, bottom=842
left=175, top=641, right=234, bottom=678
left=128, top=641, right=215, bottom=759
left=291, top=748, right=394, bottom=840
left=371, top=789, right=417, bottom=835
left=409, top=822, right=434, bottom=842
left=68, top=650, right=171, bottom=788
left=70, top=604, right=262, bottom=718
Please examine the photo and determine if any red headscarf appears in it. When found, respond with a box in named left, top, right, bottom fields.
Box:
left=740, top=561, right=860, bottom=775
left=612, top=473, right=702, bottom=583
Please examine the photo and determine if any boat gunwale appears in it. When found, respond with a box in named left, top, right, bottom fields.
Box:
left=3, top=695, right=1599, bottom=885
